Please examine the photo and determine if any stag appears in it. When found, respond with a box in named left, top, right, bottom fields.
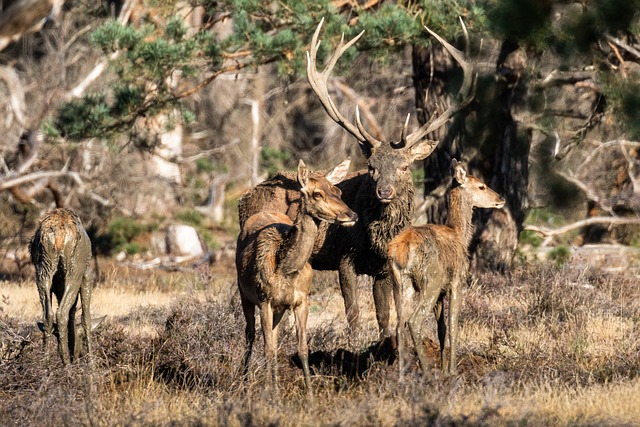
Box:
left=236, top=159, right=357, bottom=394
left=238, top=19, right=474, bottom=336
left=30, top=208, right=94, bottom=365
left=389, top=160, right=505, bottom=379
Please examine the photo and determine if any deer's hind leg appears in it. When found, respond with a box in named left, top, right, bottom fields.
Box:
left=391, top=263, right=410, bottom=381
left=240, top=297, right=256, bottom=378
left=434, top=294, right=446, bottom=372
left=407, top=278, right=443, bottom=379
left=447, top=279, right=462, bottom=375
left=56, top=282, right=80, bottom=366
left=260, top=302, right=280, bottom=392
left=80, top=271, right=93, bottom=364
left=36, top=265, right=55, bottom=362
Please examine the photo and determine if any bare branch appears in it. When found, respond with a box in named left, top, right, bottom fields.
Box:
left=524, top=216, right=640, bottom=242
left=66, top=0, right=134, bottom=99
left=0, top=65, right=27, bottom=128
left=0, top=170, right=83, bottom=191
left=605, top=33, right=640, bottom=60
left=556, top=170, right=615, bottom=215
left=534, top=69, right=597, bottom=90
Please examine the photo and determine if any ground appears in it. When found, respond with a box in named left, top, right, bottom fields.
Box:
left=1, top=250, right=640, bottom=426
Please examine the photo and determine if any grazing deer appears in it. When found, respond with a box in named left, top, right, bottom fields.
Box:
left=389, top=159, right=505, bottom=378
left=30, top=208, right=94, bottom=366
left=238, top=19, right=474, bottom=336
left=236, top=159, right=357, bottom=393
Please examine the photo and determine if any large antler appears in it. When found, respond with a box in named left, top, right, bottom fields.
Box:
left=306, top=18, right=382, bottom=149
left=402, top=17, right=476, bottom=148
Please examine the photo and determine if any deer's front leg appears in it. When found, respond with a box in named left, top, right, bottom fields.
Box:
left=391, top=263, right=407, bottom=381
left=338, top=257, right=359, bottom=334
left=373, top=272, right=393, bottom=337
left=293, top=298, right=312, bottom=395
left=447, top=280, right=462, bottom=375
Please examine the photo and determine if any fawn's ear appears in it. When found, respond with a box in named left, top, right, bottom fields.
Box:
left=325, top=158, right=351, bottom=185
left=451, top=158, right=467, bottom=185
left=297, top=159, right=309, bottom=188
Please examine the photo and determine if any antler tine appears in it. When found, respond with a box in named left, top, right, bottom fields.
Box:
left=355, top=106, right=382, bottom=148
left=399, top=113, right=411, bottom=147
left=307, top=19, right=369, bottom=145
left=405, top=19, right=476, bottom=148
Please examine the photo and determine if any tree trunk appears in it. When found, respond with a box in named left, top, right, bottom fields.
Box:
left=413, top=39, right=530, bottom=272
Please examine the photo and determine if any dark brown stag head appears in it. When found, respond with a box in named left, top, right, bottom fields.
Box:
left=307, top=18, right=475, bottom=203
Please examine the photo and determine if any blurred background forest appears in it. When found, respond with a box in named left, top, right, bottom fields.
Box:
left=1, top=0, right=639, bottom=274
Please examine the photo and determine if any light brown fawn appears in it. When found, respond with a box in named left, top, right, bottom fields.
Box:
left=236, top=159, right=357, bottom=394
left=389, top=159, right=505, bottom=379
left=30, top=208, right=94, bottom=366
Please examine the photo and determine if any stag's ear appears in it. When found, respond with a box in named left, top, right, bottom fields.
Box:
left=408, top=139, right=438, bottom=161
left=297, top=159, right=309, bottom=188
left=325, top=158, right=350, bottom=185
left=451, top=158, right=467, bottom=184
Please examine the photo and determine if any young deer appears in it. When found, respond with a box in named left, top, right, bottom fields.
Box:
left=236, top=159, right=357, bottom=393
left=389, top=159, right=505, bottom=378
left=30, top=208, right=94, bottom=366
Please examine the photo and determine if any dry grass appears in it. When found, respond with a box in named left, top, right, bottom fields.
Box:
left=1, top=258, right=640, bottom=426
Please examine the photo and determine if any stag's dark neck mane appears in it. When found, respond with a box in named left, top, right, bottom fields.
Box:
left=360, top=180, right=416, bottom=259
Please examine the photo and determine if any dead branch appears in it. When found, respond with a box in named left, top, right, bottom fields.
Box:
left=535, top=69, right=597, bottom=90
left=0, top=169, right=83, bottom=191
left=525, top=216, right=640, bottom=246
left=414, top=177, right=451, bottom=220
left=581, top=139, right=640, bottom=167
left=556, top=170, right=616, bottom=216
left=605, top=33, right=640, bottom=61
left=0, top=65, right=27, bottom=128
left=65, top=0, right=134, bottom=99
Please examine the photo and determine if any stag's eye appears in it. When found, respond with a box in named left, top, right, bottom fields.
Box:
left=479, top=185, right=486, bottom=191
left=312, top=191, right=324, bottom=200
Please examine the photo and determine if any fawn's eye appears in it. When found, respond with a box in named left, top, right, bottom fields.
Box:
left=479, top=185, right=486, bottom=190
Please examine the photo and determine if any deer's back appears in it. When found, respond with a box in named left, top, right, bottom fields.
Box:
left=389, top=225, right=468, bottom=287
left=238, top=169, right=412, bottom=275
